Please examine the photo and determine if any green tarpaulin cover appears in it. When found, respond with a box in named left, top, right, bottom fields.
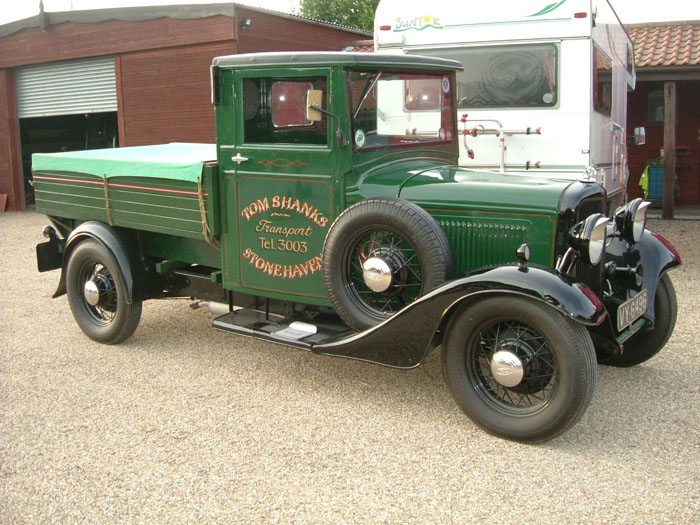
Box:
left=32, top=143, right=217, bottom=183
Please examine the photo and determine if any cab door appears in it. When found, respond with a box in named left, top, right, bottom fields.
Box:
left=218, top=68, right=336, bottom=303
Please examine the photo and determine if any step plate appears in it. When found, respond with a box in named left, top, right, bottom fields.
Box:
left=212, top=308, right=351, bottom=350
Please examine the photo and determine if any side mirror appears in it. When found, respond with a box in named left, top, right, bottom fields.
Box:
left=306, top=90, right=323, bottom=122
left=632, top=126, right=646, bottom=146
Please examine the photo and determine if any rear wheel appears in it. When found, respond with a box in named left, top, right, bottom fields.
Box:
left=602, top=273, right=677, bottom=367
left=442, top=296, right=597, bottom=443
left=66, top=240, right=142, bottom=344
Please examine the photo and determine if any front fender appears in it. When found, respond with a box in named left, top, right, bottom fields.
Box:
left=53, top=222, right=152, bottom=303
left=313, top=264, right=606, bottom=368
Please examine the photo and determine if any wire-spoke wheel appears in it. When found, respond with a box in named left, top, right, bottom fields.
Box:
left=348, top=228, right=424, bottom=314
left=470, top=319, right=558, bottom=411
left=442, top=296, right=597, bottom=443
left=78, top=263, right=118, bottom=325
left=66, top=240, right=142, bottom=344
left=323, top=198, right=453, bottom=331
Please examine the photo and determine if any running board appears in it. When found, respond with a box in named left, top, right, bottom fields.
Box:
left=212, top=308, right=352, bottom=350
left=211, top=266, right=607, bottom=369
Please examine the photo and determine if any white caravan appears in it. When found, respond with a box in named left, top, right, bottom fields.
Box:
left=374, top=0, right=637, bottom=207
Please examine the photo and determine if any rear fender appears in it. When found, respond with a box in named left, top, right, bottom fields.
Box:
left=53, top=222, right=153, bottom=302
left=313, top=265, right=606, bottom=368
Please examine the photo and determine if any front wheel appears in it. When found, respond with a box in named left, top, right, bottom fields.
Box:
left=66, top=239, right=142, bottom=344
left=442, top=296, right=597, bottom=443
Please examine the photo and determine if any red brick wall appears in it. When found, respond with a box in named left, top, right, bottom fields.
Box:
left=236, top=7, right=363, bottom=53
left=0, top=70, right=11, bottom=199
left=0, top=69, right=22, bottom=211
left=118, top=41, right=235, bottom=146
left=627, top=80, right=700, bottom=205
left=0, top=16, right=235, bottom=68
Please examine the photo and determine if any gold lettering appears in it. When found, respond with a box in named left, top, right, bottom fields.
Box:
left=241, top=249, right=324, bottom=280
left=245, top=195, right=329, bottom=228
left=241, top=197, right=270, bottom=221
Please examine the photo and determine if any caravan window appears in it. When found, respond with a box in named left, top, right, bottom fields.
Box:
left=414, top=45, right=558, bottom=109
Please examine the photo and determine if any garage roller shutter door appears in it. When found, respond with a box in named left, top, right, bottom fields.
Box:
left=16, top=57, right=117, bottom=118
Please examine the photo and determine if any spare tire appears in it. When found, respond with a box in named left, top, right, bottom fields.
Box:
left=323, top=197, right=454, bottom=331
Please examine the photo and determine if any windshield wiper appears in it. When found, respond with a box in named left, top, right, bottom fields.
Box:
left=353, top=72, right=382, bottom=119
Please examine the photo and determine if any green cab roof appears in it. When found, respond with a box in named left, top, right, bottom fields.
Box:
left=32, top=143, right=216, bottom=183
left=212, top=51, right=463, bottom=71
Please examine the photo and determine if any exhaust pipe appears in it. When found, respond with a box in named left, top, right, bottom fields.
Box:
left=190, top=301, right=230, bottom=315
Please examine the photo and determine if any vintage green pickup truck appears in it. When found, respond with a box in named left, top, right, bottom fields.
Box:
left=34, top=52, right=680, bottom=442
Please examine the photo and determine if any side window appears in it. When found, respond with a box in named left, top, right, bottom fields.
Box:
left=241, top=76, right=327, bottom=145
left=647, top=90, right=664, bottom=122
left=626, top=42, right=635, bottom=75
left=594, top=45, right=612, bottom=116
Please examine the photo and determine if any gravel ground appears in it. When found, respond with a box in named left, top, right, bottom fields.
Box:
left=1, top=211, right=698, bottom=523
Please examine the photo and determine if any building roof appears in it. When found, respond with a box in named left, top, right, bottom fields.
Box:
left=0, top=2, right=371, bottom=39
left=627, top=21, right=700, bottom=68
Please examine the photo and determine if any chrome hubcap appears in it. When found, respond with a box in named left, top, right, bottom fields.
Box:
left=490, top=350, right=524, bottom=387
left=362, top=257, right=393, bottom=292
left=83, top=279, right=100, bottom=306
left=361, top=247, right=410, bottom=294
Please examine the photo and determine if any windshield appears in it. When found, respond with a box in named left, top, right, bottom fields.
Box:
left=349, top=70, right=455, bottom=151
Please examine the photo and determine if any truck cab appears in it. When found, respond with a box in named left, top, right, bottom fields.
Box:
left=211, top=52, right=460, bottom=303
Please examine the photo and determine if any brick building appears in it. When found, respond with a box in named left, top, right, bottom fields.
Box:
left=626, top=21, right=700, bottom=206
left=0, top=3, right=369, bottom=211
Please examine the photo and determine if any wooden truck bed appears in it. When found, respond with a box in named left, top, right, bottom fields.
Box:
left=32, top=143, right=220, bottom=242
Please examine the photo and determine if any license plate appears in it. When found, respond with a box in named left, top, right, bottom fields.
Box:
left=617, top=289, right=648, bottom=332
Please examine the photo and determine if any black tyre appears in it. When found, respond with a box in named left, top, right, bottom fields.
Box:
left=66, top=239, right=142, bottom=344
left=442, top=296, right=597, bottom=443
left=323, top=197, right=454, bottom=331
left=602, top=273, right=677, bottom=367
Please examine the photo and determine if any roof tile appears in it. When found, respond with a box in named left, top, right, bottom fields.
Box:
left=627, top=21, right=700, bottom=68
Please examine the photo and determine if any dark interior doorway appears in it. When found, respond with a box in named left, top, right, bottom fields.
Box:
left=20, top=112, right=118, bottom=205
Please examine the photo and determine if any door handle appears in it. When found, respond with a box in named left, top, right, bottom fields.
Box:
left=231, top=153, right=249, bottom=164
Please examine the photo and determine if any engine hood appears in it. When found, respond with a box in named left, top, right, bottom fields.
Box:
left=397, top=166, right=579, bottom=215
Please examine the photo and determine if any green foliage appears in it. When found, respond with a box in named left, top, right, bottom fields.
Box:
left=298, top=0, right=379, bottom=31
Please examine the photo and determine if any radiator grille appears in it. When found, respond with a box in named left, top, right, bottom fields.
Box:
left=439, top=220, right=528, bottom=273
left=572, top=196, right=606, bottom=293
left=576, top=196, right=606, bottom=221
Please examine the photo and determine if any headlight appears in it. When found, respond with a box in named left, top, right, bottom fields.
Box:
left=568, top=213, right=610, bottom=265
left=614, top=198, right=650, bottom=244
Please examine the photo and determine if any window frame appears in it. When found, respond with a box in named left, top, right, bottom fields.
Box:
left=235, top=69, right=331, bottom=148
left=407, top=43, right=560, bottom=110
left=347, top=68, right=457, bottom=153
left=593, top=43, right=613, bottom=117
